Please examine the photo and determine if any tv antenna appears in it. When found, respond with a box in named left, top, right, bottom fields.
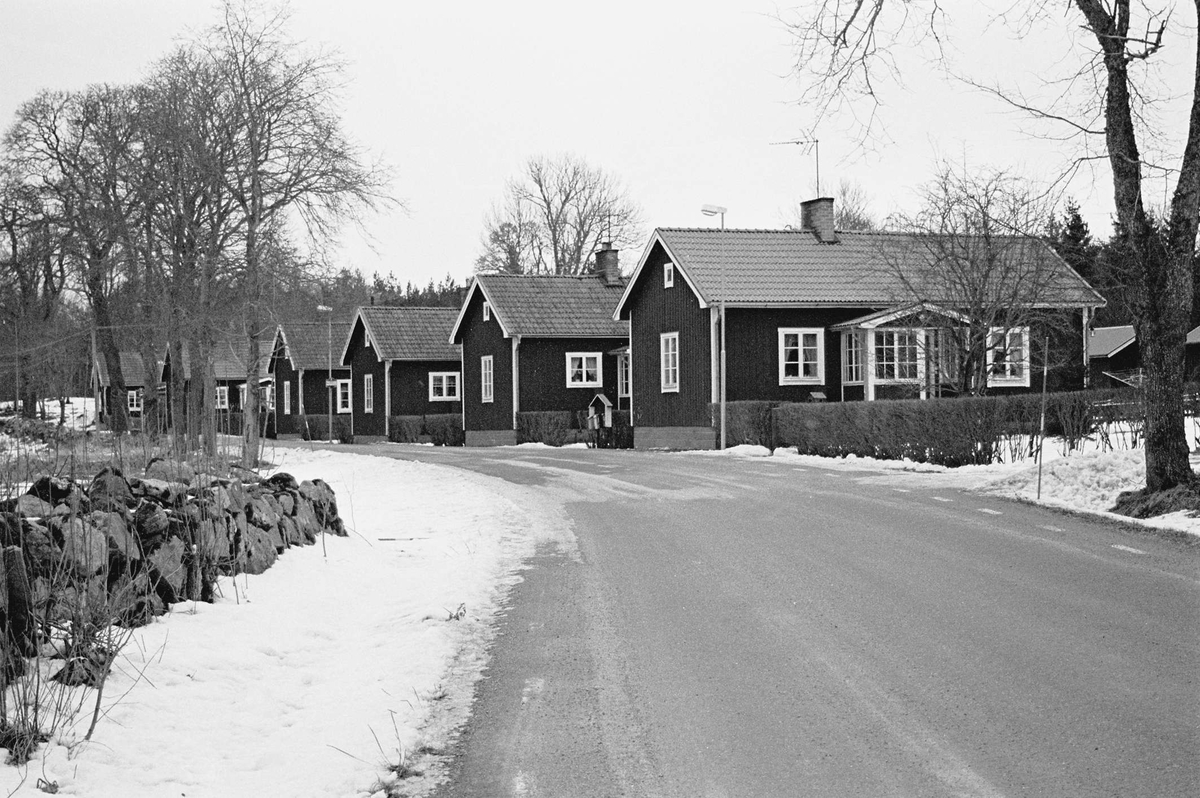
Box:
left=771, top=137, right=820, bottom=196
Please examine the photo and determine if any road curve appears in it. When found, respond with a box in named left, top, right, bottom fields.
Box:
left=351, top=445, right=1200, bottom=798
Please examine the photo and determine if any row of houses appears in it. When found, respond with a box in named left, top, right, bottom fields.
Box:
left=100, top=197, right=1197, bottom=448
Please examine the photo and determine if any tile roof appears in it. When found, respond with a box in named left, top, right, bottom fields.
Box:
left=276, top=322, right=352, bottom=371
left=472, top=273, right=629, bottom=338
left=175, top=340, right=270, bottom=381
left=1087, top=325, right=1137, bottom=358
left=94, top=352, right=150, bottom=387
left=355, top=307, right=461, bottom=361
left=638, top=228, right=1105, bottom=308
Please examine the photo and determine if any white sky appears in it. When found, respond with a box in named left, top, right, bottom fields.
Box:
left=1, top=1, right=1194, bottom=289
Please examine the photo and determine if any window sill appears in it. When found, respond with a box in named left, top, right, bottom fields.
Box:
left=429, top=396, right=461, bottom=402
left=567, top=382, right=603, bottom=389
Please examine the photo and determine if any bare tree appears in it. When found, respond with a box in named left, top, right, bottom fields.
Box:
left=782, top=0, right=1200, bottom=493
left=881, top=165, right=1081, bottom=395
left=478, top=154, right=642, bottom=275
left=206, top=0, right=392, bottom=465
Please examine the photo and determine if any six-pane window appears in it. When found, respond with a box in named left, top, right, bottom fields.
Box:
left=987, top=326, right=1030, bottom=386
left=215, top=386, right=229, bottom=410
left=778, top=328, right=824, bottom=384
left=660, top=333, right=679, bottom=392
left=566, top=353, right=602, bottom=387
left=874, top=330, right=920, bottom=381
left=127, top=389, right=142, bottom=414
left=429, top=372, right=460, bottom=401
left=336, top=379, right=351, bottom=413
left=841, top=332, right=863, bottom=384
left=617, top=353, right=630, bottom=398
left=481, top=356, right=493, bottom=403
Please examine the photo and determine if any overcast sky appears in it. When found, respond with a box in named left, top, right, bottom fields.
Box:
left=2, top=1, right=1193, bottom=289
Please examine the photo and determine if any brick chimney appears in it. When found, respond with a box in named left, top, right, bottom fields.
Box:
left=596, top=241, right=621, bottom=286
left=799, top=197, right=838, bottom=243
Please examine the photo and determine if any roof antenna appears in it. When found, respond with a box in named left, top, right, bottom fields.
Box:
left=771, top=137, right=820, bottom=196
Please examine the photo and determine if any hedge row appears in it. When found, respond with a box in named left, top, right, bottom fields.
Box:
left=387, top=414, right=465, bottom=446
left=515, top=410, right=633, bottom=448
left=715, top=389, right=1147, bottom=467
left=299, top=415, right=354, bottom=443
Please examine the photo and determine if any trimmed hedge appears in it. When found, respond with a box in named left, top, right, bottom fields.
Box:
left=720, top=389, right=1143, bottom=467
left=386, top=414, right=464, bottom=446
left=517, top=411, right=573, bottom=446
left=299, top=414, right=354, bottom=444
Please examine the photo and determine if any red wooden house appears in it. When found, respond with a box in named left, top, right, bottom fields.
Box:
left=269, top=321, right=352, bottom=438
left=449, top=246, right=630, bottom=446
left=614, top=198, right=1106, bottom=449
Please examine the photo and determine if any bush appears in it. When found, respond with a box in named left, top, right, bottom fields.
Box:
left=770, top=388, right=1149, bottom=468
left=300, top=414, right=354, bottom=444
left=516, top=411, right=572, bottom=446
left=711, top=401, right=777, bottom=448
left=388, top=416, right=423, bottom=443
left=424, top=414, right=465, bottom=446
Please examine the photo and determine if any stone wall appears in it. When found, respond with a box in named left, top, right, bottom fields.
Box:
left=0, top=458, right=347, bottom=656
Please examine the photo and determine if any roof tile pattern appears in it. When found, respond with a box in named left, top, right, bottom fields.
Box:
left=278, top=322, right=352, bottom=371
left=1088, top=325, right=1137, bottom=358
left=358, top=307, right=461, bottom=361
left=95, top=352, right=149, bottom=387
left=655, top=228, right=1104, bottom=307
left=478, top=273, right=629, bottom=337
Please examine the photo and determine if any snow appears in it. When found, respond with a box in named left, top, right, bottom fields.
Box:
left=1, top=424, right=1196, bottom=796
left=0, top=447, right=573, bottom=797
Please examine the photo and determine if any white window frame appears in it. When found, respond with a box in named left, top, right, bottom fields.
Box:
left=127, top=389, right=143, bottom=414
left=215, top=385, right=229, bottom=410
left=565, top=352, right=603, bottom=388
left=483, top=302, right=491, bottom=322
left=238, top=384, right=247, bottom=409
left=841, top=332, right=863, bottom=385
left=873, top=329, right=921, bottom=383
left=664, top=261, right=674, bottom=288
left=987, top=326, right=1031, bottom=388
left=481, top=357, right=494, bottom=403
left=617, top=353, right=631, bottom=398
left=283, top=380, right=291, bottom=415
left=429, top=371, right=461, bottom=402
left=660, top=332, right=679, bottom=393
left=263, top=383, right=275, bottom=411
left=336, top=379, right=352, bottom=413
left=364, top=373, right=374, bottom=413
left=778, top=328, right=825, bottom=385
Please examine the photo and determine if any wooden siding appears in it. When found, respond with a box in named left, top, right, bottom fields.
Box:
left=390, top=359, right=463, bottom=417
left=516, top=338, right=627, bottom=415
left=623, top=241, right=713, bottom=428
left=346, top=319, right=385, bottom=437
left=460, top=288, right=513, bottom=432
left=269, top=341, right=300, bottom=436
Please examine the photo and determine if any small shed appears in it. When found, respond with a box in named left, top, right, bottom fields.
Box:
left=588, top=392, right=614, bottom=429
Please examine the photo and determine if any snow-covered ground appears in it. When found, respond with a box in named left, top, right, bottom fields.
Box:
left=1, top=432, right=1196, bottom=797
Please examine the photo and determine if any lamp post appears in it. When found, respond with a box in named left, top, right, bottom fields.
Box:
left=701, top=204, right=727, bottom=450
left=317, top=305, right=333, bottom=443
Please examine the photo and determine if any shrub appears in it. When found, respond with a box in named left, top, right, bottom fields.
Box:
left=424, top=414, right=465, bottom=446
left=516, top=411, right=572, bottom=446
left=388, top=416, right=423, bottom=443
left=711, top=401, right=777, bottom=448
left=300, top=415, right=353, bottom=444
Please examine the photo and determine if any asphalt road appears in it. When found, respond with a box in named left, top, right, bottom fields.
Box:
left=349, top=444, right=1200, bottom=798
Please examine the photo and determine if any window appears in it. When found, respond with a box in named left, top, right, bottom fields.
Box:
left=841, top=332, right=863, bottom=384
left=988, top=326, right=1030, bottom=387
left=127, top=389, right=143, bottom=414
left=364, top=374, right=374, bottom=413
left=874, top=330, right=920, bottom=381
left=664, top=261, right=674, bottom=288
left=481, top=357, right=493, bottom=403
left=660, top=332, right=679, bottom=392
left=283, top=381, right=291, bottom=415
left=483, top=302, right=491, bottom=322
left=215, top=386, right=229, bottom=410
left=336, top=379, right=351, bottom=413
left=264, top=384, right=275, bottom=411
left=429, top=371, right=460, bottom=401
left=566, top=352, right=602, bottom=388
left=778, top=328, right=824, bottom=385
left=617, top=353, right=631, bottom=398
left=238, top=384, right=247, bottom=409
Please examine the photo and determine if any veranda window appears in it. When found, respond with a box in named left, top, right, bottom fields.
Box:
left=874, top=330, right=920, bottom=381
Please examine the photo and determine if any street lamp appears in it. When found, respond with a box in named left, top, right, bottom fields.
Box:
left=317, top=305, right=333, bottom=443
left=701, top=204, right=727, bottom=451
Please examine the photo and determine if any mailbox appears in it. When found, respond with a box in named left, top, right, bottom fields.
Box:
left=588, top=393, right=613, bottom=429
